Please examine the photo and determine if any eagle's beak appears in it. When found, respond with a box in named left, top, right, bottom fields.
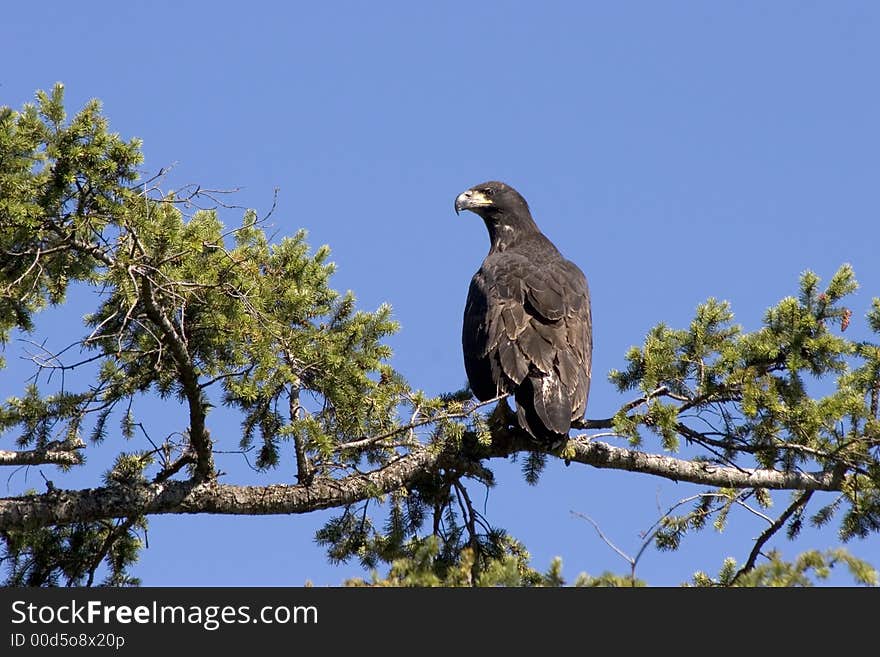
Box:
left=454, top=189, right=490, bottom=215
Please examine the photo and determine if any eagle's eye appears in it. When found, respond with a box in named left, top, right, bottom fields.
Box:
left=482, top=187, right=495, bottom=197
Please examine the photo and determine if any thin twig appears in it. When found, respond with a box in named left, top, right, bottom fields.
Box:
left=730, top=490, right=815, bottom=585
left=571, top=511, right=635, bottom=568
left=335, top=394, right=510, bottom=452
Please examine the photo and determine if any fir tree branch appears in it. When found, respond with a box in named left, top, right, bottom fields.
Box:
left=451, top=479, right=481, bottom=586
left=549, top=435, right=839, bottom=490
left=0, top=435, right=842, bottom=531
left=45, top=220, right=115, bottom=268
left=0, top=445, right=84, bottom=467
left=572, top=386, right=673, bottom=429
left=153, top=455, right=196, bottom=484
left=289, top=384, right=312, bottom=484
left=871, top=381, right=880, bottom=419
left=0, top=447, right=451, bottom=529
left=485, top=413, right=844, bottom=490
left=81, top=517, right=140, bottom=587
left=336, top=394, right=510, bottom=452
left=136, top=270, right=213, bottom=479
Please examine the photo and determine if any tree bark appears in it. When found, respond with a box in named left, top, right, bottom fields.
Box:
left=0, top=447, right=83, bottom=467
left=0, top=435, right=842, bottom=531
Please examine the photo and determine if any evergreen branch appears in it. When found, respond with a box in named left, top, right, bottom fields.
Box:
left=0, top=444, right=84, bottom=467
left=451, top=480, right=480, bottom=586
left=580, top=387, right=868, bottom=476
left=46, top=221, right=115, bottom=268
left=488, top=426, right=843, bottom=491
left=0, top=435, right=843, bottom=531
left=677, top=423, right=871, bottom=476
left=81, top=517, right=140, bottom=587
left=572, top=386, right=672, bottom=429
left=0, top=448, right=454, bottom=529
left=197, top=367, right=255, bottom=390
left=135, top=268, right=213, bottom=479
left=335, top=394, right=510, bottom=452
left=560, top=437, right=838, bottom=490
left=153, top=454, right=196, bottom=484
left=674, top=422, right=750, bottom=472
left=289, top=385, right=312, bottom=484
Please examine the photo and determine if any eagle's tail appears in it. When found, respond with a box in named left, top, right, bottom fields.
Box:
left=514, top=374, right=571, bottom=448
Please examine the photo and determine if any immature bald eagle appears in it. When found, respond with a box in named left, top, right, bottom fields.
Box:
left=454, top=181, right=592, bottom=446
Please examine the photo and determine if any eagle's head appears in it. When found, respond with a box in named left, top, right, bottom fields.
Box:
left=454, top=181, right=531, bottom=220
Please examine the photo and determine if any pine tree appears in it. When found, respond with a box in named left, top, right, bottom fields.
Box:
left=1, top=87, right=878, bottom=586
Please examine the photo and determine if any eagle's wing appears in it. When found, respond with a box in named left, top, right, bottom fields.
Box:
left=462, top=249, right=592, bottom=435
left=462, top=269, right=502, bottom=401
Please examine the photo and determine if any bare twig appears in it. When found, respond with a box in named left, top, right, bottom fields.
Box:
left=573, top=490, right=769, bottom=585
left=571, top=511, right=636, bottom=571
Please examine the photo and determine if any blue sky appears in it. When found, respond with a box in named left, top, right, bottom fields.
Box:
left=2, top=2, right=879, bottom=585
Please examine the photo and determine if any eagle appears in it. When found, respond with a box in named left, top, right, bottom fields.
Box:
left=454, top=181, right=592, bottom=446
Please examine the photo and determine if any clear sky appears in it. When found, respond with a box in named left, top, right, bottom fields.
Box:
left=2, top=1, right=879, bottom=585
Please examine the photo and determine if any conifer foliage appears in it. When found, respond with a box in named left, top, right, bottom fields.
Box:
left=1, top=87, right=878, bottom=586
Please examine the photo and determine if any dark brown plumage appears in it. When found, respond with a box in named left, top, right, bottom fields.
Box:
left=454, top=181, right=592, bottom=446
